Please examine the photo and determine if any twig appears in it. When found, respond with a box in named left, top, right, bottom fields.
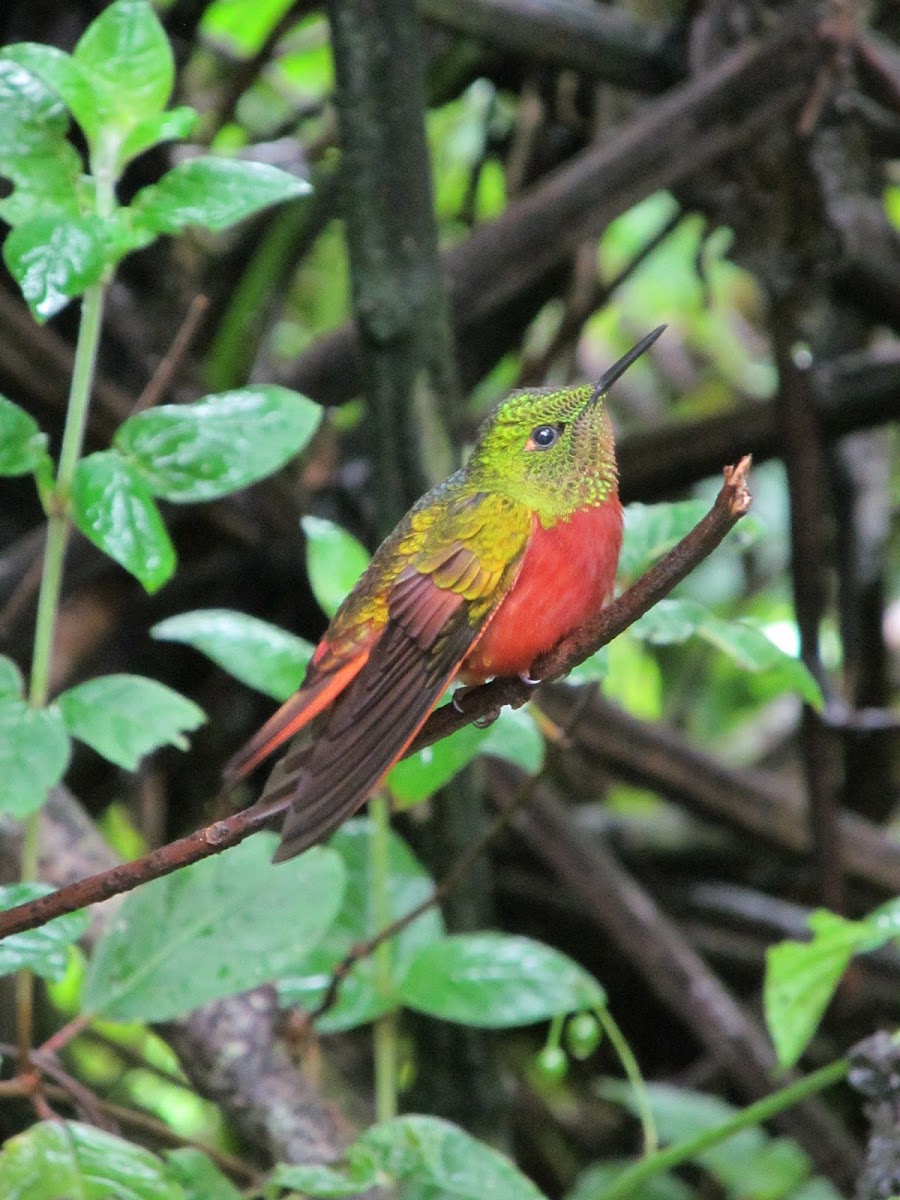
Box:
left=0, top=458, right=752, bottom=940
left=129, top=295, right=209, bottom=415
left=0, top=1044, right=258, bottom=1184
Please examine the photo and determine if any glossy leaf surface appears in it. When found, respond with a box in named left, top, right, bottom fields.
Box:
left=115, top=387, right=322, bottom=502
left=152, top=609, right=313, bottom=701
left=278, top=819, right=443, bottom=1031
left=83, top=835, right=344, bottom=1021
left=0, top=1120, right=182, bottom=1200
left=0, top=883, right=88, bottom=980
left=58, top=674, right=205, bottom=769
left=72, top=451, right=176, bottom=593
left=401, top=934, right=605, bottom=1027
left=0, top=699, right=69, bottom=816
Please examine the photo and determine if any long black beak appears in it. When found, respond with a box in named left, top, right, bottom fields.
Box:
left=590, top=325, right=666, bottom=404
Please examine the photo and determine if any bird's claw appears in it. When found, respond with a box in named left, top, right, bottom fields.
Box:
left=474, top=706, right=501, bottom=729
left=452, top=684, right=474, bottom=714
left=519, top=671, right=541, bottom=686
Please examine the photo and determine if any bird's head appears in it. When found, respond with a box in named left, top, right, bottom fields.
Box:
left=467, top=326, right=665, bottom=523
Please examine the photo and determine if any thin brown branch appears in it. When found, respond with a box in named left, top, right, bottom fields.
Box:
left=0, top=458, right=752, bottom=940
left=130, top=295, right=209, bottom=415
left=541, top=690, right=900, bottom=894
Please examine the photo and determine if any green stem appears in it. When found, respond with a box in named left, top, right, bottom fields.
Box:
left=370, top=793, right=398, bottom=1122
left=17, top=281, right=106, bottom=1072
left=597, top=1006, right=657, bottom=1156
left=596, top=1057, right=850, bottom=1200
left=28, top=282, right=105, bottom=709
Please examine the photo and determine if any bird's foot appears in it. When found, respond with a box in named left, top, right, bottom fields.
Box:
left=519, top=671, right=541, bottom=686
left=474, top=706, right=501, bottom=729
left=452, top=684, right=475, bottom=714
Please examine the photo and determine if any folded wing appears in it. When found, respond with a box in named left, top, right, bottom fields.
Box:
left=267, top=495, right=533, bottom=861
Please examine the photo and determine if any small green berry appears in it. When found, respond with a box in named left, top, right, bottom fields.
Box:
left=535, top=1045, right=567, bottom=1083
left=566, top=1012, right=602, bottom=1060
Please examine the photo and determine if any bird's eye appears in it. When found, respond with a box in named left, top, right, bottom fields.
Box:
left=529, top=424, right=561, bottom=450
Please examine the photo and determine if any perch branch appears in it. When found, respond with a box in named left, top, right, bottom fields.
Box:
left=0, top=458, right=752, bottom=939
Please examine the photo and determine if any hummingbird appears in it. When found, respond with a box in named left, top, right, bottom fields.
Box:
left=225, top=326, right=665, bottom=861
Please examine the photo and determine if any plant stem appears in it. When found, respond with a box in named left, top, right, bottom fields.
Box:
left=597, top=1005, right=657, bottom=1156
left=597, top=1057, right=850, bottom=1200
left=28, top=282, right=105, bottom=709
left=18, top=281, right=107, bottom=1072
left=370, top=793, right=398, bottom=1122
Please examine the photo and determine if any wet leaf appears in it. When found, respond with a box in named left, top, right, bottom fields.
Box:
left=0, top=883, right=88, bottom=980
left=115, top=387, right=322, bottom=502
left=0, top=699, right=70, bottom=816
left=0, top=395, right=47, bottom=476
left=278, top=819, right=443, bottom=1032
left=74, top=0, right=174, bottom=139
left=129, top=157, right=310, bottom=236
left=58, top=674, right=205, bottom=769
left=3, top=213, right=106, bottom=320
left=302, top=515, right=370, bottom=618
left=72, top=451, right=176, bottom=593
left=152, top=609, right=313, bottom=701
left=83, top=835, right=344, bottom=1021
left=0, top=1120, right=182, bottom=1200
left=1, top=44, right=97, bottom=144
left=401, top=934, right=605, bottom=1027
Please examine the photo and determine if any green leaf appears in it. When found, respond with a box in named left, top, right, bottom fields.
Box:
left=119, top=106, right=199, bottom=166
left=3, top=213, right=106, bottom=320
left=619, top=501, right=710, bottom=582
left=152, top=609, right=314, bottom=701
left=129, top=157, right=311, bottom=236
left=565, top=646, right=609, bottom=686
left=0, top=395, right=47, bottom=476
left=697, top=617, right=823, bottom=710
left=0, top=883, right=88, bottom=981
left=278, top=819, right=444, bottom=1032
left=358, top=1115, right=546, bottom=1200
left=0, top=699, right=70, bottom=816
left=82, top=834, right=344, bottom=1021
left=302, top=515, right=370, bottom=618
left=58, top=674, right=205, bottom=770
left=1, top=44, right=97, bottom=145
left=400, top=934, right=605, bottom=1028
left=114, top=387, right=322, bottom=502
left=74, top=0, right=173, bottom=141
left=388, top=718, right=488, bottom=807
left=268, top=1158, right=380, bottom=1199
left=481, top=706, right=544, bottom=773
left=0, top=56, right=83, bottom=225
left=165, top=1149, right=242, bottom=1200
left=599, top=1081, right=827, bottom=1200
left=72, top=451, right=176, bottom=593
left=0, top=1120, right=182, bottom=1200
left=629, top=598, right=707, bottom=645
left=201, top=0, right=295, bottom=58
left=0, top=655, right=23, bottom=698
left=388, top=706, right=544, bottom=807
left=764, top=900, right=900, bottom=1070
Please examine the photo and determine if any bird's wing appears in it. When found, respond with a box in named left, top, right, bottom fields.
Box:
left=222, top=650, right=370, bottom=782
left=265, top=492, right=533, bottom=861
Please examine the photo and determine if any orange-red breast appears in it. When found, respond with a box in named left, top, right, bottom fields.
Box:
left=225, top=327, right=665, bottom=861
